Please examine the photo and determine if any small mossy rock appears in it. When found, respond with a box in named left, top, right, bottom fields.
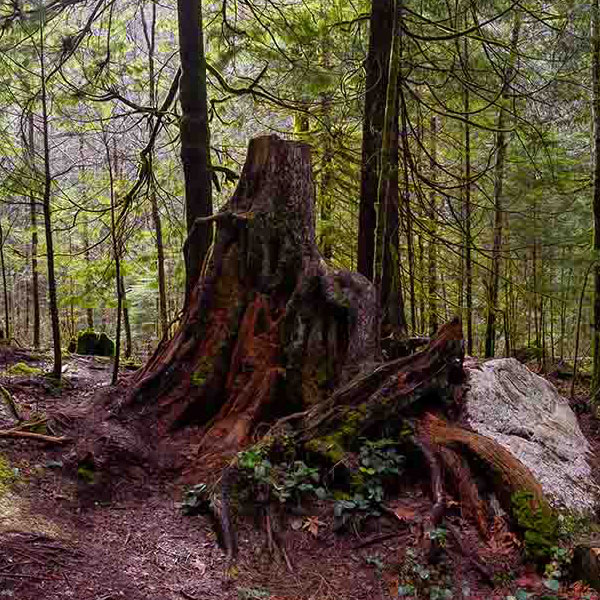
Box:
left=97, top=333, right=115, bottom=357
left=74, top=329, right=114, bottom=357
left=512, top=345, right=544, bottom=364
left=76, top=329, right=98, bottom=355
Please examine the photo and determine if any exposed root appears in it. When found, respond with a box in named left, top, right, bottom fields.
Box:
left=419, top=413, right=544, bottom=508
left=413, top=436, right=445, bottom=527
left=438, top=446, right=488, bottom=538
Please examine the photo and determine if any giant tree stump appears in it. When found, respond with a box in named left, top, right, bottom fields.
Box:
left=132, top=135, right=377, bottom=465
left=72, top=136, right=551, bottom=563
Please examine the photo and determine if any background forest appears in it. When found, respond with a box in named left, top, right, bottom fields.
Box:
left=0, top=0, right=595, bottom=378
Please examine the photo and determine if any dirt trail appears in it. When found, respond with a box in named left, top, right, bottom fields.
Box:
left=0, top=352, right=394, bottom=600
left=0, top=351, right=598, bottom=599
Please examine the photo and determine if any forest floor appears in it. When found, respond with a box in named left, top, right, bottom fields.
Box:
left=0, top=348, right=598, bottom=600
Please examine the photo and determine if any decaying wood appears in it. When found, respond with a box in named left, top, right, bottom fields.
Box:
left=414, top=437, right=445, bottom=527
left=298, top=318, right=463, bottom=446
left=437, top=446, right=488, bottom=538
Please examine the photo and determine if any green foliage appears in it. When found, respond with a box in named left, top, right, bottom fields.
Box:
left=334, top=438, right=404, bottom=528
left=237, top=443, right=326, bottom=505
left=511, top=491, right=559, bottom=562
left=396, top=548, right=453, bottom=599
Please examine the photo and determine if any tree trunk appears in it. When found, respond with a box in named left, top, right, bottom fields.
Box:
left=462, top=30, right=473, bottom=355
left=121, top=275, right=132, bottom=359
left=28, top=113, right=40, bottom=348
left=400, top=91, right=416, bottom=333
left=0, top=219, right=9, bottom=339
left=142, top=0, right=169, bottom=339
left=591, top=0, right=600, bottom=405
left=358, top=0, right=394, bottom=283
left=178, top=0, right=213, bottom=305
left=39, top=21, right=61, bottom=379
left=427, top=115, right=438, bottom=335
left=132, top=136, right=377, bottom=469
left=374, top=0, right=406, bottom=339
left=484, top=12, right=521, bottom=358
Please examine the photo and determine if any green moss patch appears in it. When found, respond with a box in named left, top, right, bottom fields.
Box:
left=6, top=362, right=42, bottom=376
left=511, top=490, right=558, bottom=562
left=0, top=454, right=17, bottom=496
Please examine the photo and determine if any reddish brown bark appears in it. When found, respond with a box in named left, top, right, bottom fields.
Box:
left=132, top=135, right=377, bottom=468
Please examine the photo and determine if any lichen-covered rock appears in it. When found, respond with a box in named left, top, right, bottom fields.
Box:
left=464, top=358, right=598, bottom=512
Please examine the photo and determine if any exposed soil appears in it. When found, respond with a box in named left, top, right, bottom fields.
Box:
left=0, top=349, right=598, bottom=600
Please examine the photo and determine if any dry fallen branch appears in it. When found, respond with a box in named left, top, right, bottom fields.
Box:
left=0, top=429, right=68, bottom=444
left=0, top=384, right=20, bottom=422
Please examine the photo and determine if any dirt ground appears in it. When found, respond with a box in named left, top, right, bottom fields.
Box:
left=0, top=350, right=597, bottom=600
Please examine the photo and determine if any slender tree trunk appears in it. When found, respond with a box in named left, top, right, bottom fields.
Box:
left=318, top=18, right=333, bottom=262
left=39, top=21, right=61, bottom=378
left=28, top=113, right=41, bottom=348
left=359, top=0, right=406, bottom=337
left=150, top=190, right=168, bottom=337
left=573, top=262, right=593, bottom=398
left=462, top=34, right=473, bottom=355
left=121, top=275, right=132, bottom=359
left=400, top=90, right=416, bottom=332
left=0, top=219, right=9, bottom=339
left=591, top=0, right=600, bottom=405
left=550, top=298, right=555, bottom=363
left=142, top=1, right=169, bottom=339
left=83, top=216, right=94, bottom=330
left=428, top=115, right=438, bottom=335
left=178, top=0, right=213, bottom=305
left=106, top=139, right=122, bottom=385
left=484, top=12, right=521, bottom=358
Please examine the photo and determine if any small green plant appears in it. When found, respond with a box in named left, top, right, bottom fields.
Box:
left=334, top=438, right=404, bottom=528
left=428, top=527, right=447, bottom=548
left=365, top=553, right=385, bottom=572
left=237, top=445, right=326, bottom=506
left=181, top=483, right=210, bottom=515
left=429, top=586, right=453, bottom=600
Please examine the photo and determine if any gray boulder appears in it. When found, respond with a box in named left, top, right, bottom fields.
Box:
left=464, top=357, right=598, bottom=512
